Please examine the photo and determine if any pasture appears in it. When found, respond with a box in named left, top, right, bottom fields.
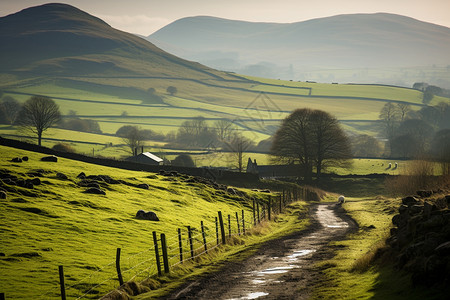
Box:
left=0, top=145, right=307, bottom=299
left=2, top=74, right=445, bottom=142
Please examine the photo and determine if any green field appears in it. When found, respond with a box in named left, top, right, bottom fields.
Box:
left=0, top=145, right=308, bottom=299
left=1, top=73, right=449, bottom=162
left=3, top=75, right=446, bottom=138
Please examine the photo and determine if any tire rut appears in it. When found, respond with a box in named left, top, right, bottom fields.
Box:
left=164, top=203, right=357, bottom=300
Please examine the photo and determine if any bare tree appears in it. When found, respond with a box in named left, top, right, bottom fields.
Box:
left=396, top=103, right=411, bottom=122
left=215, top=118, right=235, bottom=141
left=379, top=103, right=400, bottom=156
left=225, top=133, right=255, bottom=172
left=177, top=116, right=217, bottom=148
left=271, top=108, right=352, bottom=181
left=121, top=125, right=144, bottom=155
left=17, top=96, right=60, bottom=146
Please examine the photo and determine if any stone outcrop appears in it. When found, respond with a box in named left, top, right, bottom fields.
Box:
left=387, top=192, right=450, bottom=287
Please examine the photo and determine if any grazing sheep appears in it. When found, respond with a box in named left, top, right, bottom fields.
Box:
left=338, top=195, right=345, bottom=204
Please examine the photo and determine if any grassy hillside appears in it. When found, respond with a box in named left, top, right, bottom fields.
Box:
left=0, top=145, right=308, bottom=299
left=1, top=3, right=449, bottom=161
left=0, top=3, right=226, bottom=80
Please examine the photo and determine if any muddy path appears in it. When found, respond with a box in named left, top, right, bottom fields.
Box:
left=163, top=203, right=357, bottom=299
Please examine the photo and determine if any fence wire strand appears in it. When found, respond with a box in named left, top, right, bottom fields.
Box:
left=40, top=189, right=301, bottom=300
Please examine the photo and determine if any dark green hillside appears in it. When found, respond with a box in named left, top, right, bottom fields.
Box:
left=0, top=3, right=222, bottom=78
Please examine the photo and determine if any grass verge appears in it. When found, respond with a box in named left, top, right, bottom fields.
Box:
left=312, top=197, right=447, bottom=299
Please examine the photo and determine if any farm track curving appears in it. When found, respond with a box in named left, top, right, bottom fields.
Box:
left=163, top=203, right=357, bottom=300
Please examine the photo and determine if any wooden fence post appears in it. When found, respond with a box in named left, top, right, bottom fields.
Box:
left=269, top=196, right=272, bottom=220
left=58, top=265, right=66, bottom=300
left=218, top=211, right=226, bottom=244
left=279, top=194, right=282, bottom=213
left=236, top=211, right=240, bottom=236
left=252, top=199, right=256, bottom=225
left=257, top=202, right=260, bottom=224
left=178, top=228, right=183, bottom=263
left=152, top=231, right=162, bottom=276
left=201, top=221, right=208, bottom=254
left=215, top=217, right=219, bottom=245
left=242, top=210, right=245, bottom=235
left=116, top=248, right=124, bottom=286
left=228, top=214, right=231, bottom=238
left=188, top=226, right=194, bottom=259
left=160, top=233, right=169, bottom=273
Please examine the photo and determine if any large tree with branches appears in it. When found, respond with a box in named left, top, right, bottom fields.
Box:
left=271, top=108, right=352, bottom=181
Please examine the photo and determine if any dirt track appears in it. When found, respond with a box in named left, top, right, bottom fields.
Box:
left=164, top=203, right=357, bottom=299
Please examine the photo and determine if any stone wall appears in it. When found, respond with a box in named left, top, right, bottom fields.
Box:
left=0, top=137, right=259, bottom=185
left=388, top=191, right=450, bottom=286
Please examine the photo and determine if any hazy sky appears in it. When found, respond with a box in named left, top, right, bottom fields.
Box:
left=2, top=0, right=450, bottom=35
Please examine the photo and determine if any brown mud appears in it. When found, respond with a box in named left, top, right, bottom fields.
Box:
left=163, top=203, right=357, bottom=299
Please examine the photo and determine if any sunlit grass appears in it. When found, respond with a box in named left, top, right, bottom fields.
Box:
left=312, top=197, right=446, bottom=299
left=0, top=145, right=308, bottom=299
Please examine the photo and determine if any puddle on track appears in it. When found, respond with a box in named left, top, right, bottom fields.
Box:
left=228, top=292, right=269, bottom=300
left=327, top=225, right=347, bottom=228
left=183, top=204, right=352, bottom=300
left=254, top=265, right=296, bottom=275
left=287, top=249, right=316, bottom=261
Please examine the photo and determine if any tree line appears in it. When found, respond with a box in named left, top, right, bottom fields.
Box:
left=379, top=101, right=450, bottom=173
left=116, top=117, right=256, bottom=171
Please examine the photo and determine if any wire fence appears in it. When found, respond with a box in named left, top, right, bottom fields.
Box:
left=2, top=186, right=311, bottom=300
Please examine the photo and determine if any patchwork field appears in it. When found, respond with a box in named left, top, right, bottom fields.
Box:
left=1, top=73, right=449, bottom=165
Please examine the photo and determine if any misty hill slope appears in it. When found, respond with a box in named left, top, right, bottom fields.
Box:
left=0, top=3, right=223, bottom=79
left=148, top=14, right=450, bottom=82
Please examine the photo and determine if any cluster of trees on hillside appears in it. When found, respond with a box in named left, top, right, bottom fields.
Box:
left=59, top=111, right=102, bottom=134
left=379, top=101, right=450, bottom=170
left=413, top=82, right=450, bottom=104
left=116, top=117, right=256, bottom=171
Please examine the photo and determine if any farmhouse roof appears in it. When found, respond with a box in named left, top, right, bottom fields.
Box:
left=125, top=152, right=163, bottom=164
left=140, top=152, right=163, bottom=162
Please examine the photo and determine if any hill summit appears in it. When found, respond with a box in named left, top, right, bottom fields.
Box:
left=148, top=13, right=450, bottom=85
left=0, top=3, right=220, bottom=78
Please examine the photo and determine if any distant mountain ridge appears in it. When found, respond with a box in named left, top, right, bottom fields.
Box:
left=148, top=13, right=450, bottom=85
left=0, top=3, right=221, bottom=78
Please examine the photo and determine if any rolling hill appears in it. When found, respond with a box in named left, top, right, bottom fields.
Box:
left=148, top=14, right=450, bottom=86
left=0, top=3, right=449, bottom=158
left=0, top=3, right=224, bottom=79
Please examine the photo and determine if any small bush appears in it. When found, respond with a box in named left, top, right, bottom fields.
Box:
left=52, top=143, right=76, bottom=153
left=385, top=159, right=438, bottom=196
